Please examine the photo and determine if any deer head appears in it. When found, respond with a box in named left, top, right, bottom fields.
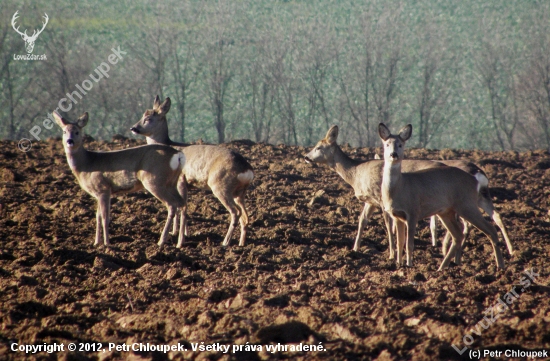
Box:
left=12, top=11, right=49, bottom=54
left=130, top=95, right=171, bottom=137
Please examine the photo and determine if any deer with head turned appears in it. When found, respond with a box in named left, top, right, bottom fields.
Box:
left=304, top=125, right=448, bottom=259
left=53, top=111, right=186, bottom=248
left=307, top=126, right=513, bottom=264
left=378, top=123, right=505, bottom=270
left=131, top=96, right=254, bottom=247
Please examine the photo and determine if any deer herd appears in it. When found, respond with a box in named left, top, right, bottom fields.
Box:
left=54, top=96, right=513, bottom=271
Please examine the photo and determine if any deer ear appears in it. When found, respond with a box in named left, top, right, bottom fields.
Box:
left=76, top=112, right=89, bottom=128
left=52, top=111, right=69, bottom=127
left=378, top=123, right=391, bottom=141
left=398, top=124, right=412, bottom=141
left=158, top=97, right=171, bottom=115
left=325, top=125, right=339, bottom=144
left=153, top=95, right=161, bottom=110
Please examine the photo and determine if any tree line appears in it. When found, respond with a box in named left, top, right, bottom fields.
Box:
left=1, top=0, right=550, bottom=151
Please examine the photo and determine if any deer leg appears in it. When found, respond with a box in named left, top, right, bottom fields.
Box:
left=172, top=179, right=186, bottom=235
left=382, top=210, right=395, bottom=259
left=461, top=207, right=505, bottom=269
left=478, top=196, right=513, bottom=255
left=176, top=207, right=186, bottom=248
left=158, top=205, right=177, bottom=248
left=493, top=211, right=513, bottom=255
left=353, top=203, right=374, bottom=252
left=172, top=212, right=180, bottom=236
left=437, top=212, right=464, bottom=270
left=176, top=180, right=188, bottom=247
left=442, top=230, right=451, bottom=256
left=234, top=192, right=249, bottom=247
left=395, top=219, right=406, bottom=266
left=176, top=183, right=188, bottom=248
left=214, top=188, right=241, bottom=247
left=405, top=217, right=418, bottom=267
left=430, top=216, right=437, bottom=247
left=454, top=219, right=469, bottom=264
left=98, top=193, right=111, bottom=246
left=95, top=200, right=102, bottom=246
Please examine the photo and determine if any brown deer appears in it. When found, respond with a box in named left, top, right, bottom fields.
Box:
left=378, top=123, right=505, bottom=270
left=431, top=160, right=513, bottom=263
left=130, top=96, right=253, bottom=247
left=53, top=111, right=186, bottom=248
left=381, top=158, right=512, bottom=263
left=306, top=126, right=512, bottom=264
left=304, top=125, right=447, bottom=259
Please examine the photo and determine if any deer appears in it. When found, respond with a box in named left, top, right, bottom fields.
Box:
left=374, top=156, right=513, bottom=262
left=304, top=125, right=448, bottom=259
left=378, top=123, right=505, bottom=270
left=431, top=160, right=513, bottom=263
left=11, top=11, right=48, bottom=53
left=377, top=153, right=512, bottom=257
left=53, top=111, right=186, bottom=248
left=308, top=126, right=512, bottom=264
left=130, top=96, right=254, bottom=247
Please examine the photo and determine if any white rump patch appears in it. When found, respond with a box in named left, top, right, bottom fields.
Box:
left=474, top=172, right=488, bottom=192
left=237, top=169, right=254, bottom=184
left=170, top=152, right=186, bottom=170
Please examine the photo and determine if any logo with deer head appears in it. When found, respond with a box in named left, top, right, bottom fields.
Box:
left=11, top=11, right=49, bottom=54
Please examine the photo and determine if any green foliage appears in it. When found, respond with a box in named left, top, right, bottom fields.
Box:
left=1, top=0, right=548, bottom=150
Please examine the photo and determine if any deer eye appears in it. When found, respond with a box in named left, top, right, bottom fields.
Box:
left=76, top=132, right=79, bottom=135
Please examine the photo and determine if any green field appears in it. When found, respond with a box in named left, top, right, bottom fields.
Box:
left=1, top=0, right=549, bottom=150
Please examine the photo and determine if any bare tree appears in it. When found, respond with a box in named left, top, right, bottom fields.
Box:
left=202, top=1, right=237, bottom=144
left=240, top=32, right=275, bottom=143
left=169, top=4, right=203, bottom=143
left=415, top=23, right=456, bottom=148
left=337, top=4, right=410, bottom=147
left=295, top=17, right=338, bottom=145
left=516, top=6, right=550, bottom=150
left=474, top=19, right=522, bottom=151
left=266, top=24, right=299, bottom=145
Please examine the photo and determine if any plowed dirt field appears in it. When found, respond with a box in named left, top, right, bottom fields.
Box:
left=1, top=138, right=549, bottom=360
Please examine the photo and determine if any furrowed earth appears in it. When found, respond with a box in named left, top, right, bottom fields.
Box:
left=1, top=137, right=549, bottom=360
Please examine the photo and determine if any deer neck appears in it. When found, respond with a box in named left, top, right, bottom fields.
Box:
left=146, top=122, right=172, bottom=146
left=64, top=145, right=88, bottom=173
left=381, top=159, right=403, bottom=210
left=331, top=146, right=359, bottom=187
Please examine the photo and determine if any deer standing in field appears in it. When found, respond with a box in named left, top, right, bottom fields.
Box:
left=376, top=156, right=513, bottom=262
left=431, top=160, right=513, bottom=262
left=53, top=111, right=186, bottom=247
left=306, top=126, right=512, bottom=264
left=378, top=123, right=505, bottom=270
left=130, top=96, right=254, bottom=247
left=304, top=125, right=448, bottom=259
